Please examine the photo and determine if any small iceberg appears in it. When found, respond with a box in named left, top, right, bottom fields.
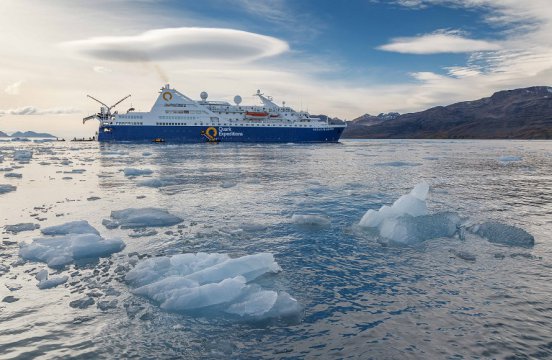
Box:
left=13, top=150, right=32, bottom=162
left=35, top=269, right=68, bottom=289
left=4, top=172, right=22, bottom=178
left=126, top=252, right=301, bottom=320
left=5, top=223, right=40, bottom=234
left=124, top=168, right=153, bottom=177
left=106, top=207, right=183, bottom=228
left=137, top=178, right=169, bottom=188
left=374, top=161, right=421, bottom=167
left=0, top=184, right=16, bottom=194
left=498, top=155, right=522, bottom=163
left=19, top=221, right=125, bottom=268
left=359, top=182, right=462, bottom=244
left=291, top=214, right=331, bottom=228
left=41, top=220, right=99, bottom=236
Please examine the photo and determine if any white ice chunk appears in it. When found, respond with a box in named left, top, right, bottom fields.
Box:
left=13, top=150, right=32, bottom=162
left=221, top=180, right=237, bottom=188
left=268, top=291, right=302, bottom=318
left=359, top=182, right=429, bottom=228
left=182, top=253, right=281, bottom=285
left=359, top=182, right=462, bottom=243
left=226, top=290, right=278, bottom=317
left=20, top=233, right=125, bottom=268
left=157, top=276, right=247, bottom=312
left=136, top=178, right=166, bottom=187
left=38, top=275, right=68, bottom=289
left=109, top=207, right=183, bottom=228
left=5, top=223, right=40, bottom=234
left=0, top=184, right=16, bottom=194
left=36, top=269, right=48, bottom=281
left=498, top=155, right=522, bottom=163
left=41, top=220, right=99, bottom=236
left=126, top=252, right=230, bottom=287
left=291, top=214, right=331, bottom=227
left=124, top=168, right=153, bottom=176
left=126, top=252, right=296, bottom=320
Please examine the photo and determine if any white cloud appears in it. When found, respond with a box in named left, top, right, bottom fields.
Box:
left=0, top=106, right=79, bottom=116
left=445, top=66, right=482, bottom=78
left=63, top=27, right=289, bottom=63
left=93, top=66, right=112, bottom=73
left=4, top=81, right=24, bottom=95
left=378, top=31, right=501, bottom=54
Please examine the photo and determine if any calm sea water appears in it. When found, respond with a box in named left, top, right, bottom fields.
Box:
left=1, top=139, right=552, bottom=359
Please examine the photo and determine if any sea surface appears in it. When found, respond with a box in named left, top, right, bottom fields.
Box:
left=1, top=139, right=552, bottom=359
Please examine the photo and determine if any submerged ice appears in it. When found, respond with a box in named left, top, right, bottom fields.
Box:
left=469, top=222, right=534, bottom=247
left=126, top=252, right=301, bottom=319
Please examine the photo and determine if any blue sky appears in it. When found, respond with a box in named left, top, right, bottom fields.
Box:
left=0, top=0, right=551, bottom=136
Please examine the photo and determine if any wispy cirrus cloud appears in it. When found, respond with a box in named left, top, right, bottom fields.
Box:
left=0, top=107, right=79, bottom=116
left=377, top=30, right=501, bottom=54
left=62, top=27, right=289, bottom=63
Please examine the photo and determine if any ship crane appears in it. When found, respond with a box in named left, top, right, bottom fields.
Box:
left=83, top=94, right=131, bottom=124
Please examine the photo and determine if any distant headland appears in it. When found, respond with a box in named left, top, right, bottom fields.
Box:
left=0, top=130, right=57, bottom=138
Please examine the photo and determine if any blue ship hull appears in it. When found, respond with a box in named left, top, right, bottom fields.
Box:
left=98, top=125, right=345, bottom=143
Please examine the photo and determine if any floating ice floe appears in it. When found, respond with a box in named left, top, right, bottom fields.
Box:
left=0, top=167, right=14, bottom=172
left=291, top=214, right=331, bottom=228
left=13, top=150, right=32, bottom=162
left=106, top=207, right=183, bottom=229
left=4, top=172, right=22, bottom=178
left=64, top=169, right=86, bottom=174
left=5, top=223, right=40, bottom=234
left=124, top=168, right=153, bottom=176
left=0, top=184, right=16, bottom=194
left=359, top=182, right=463, bottom=244
left=20, top=221, right=125, bottom=268
left=468, top=222, right=534, bottom=247
left=374, top=161, right=421, bottom=167
left=450, top=250, right=476, bottom=262
left=41, top=220, right=99, bottom=236
left=136, top=178, right=168, bottom=188
left=126, top=252, right=301, bottom=320
left=35, top=269, right=68, bottom=289
left=221, top=180, right=238, bottom=188
left=498, top=155, right=522, bottom=163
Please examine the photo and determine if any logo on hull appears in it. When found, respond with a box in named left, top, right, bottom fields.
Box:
left=201, top=127, right=218, bottom=142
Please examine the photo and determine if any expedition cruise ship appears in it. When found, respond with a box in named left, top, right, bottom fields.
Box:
left=83, top=84, right=346, bottom=143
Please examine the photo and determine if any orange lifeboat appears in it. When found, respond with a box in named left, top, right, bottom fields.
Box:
left=245, top=111, right=269, bottom=117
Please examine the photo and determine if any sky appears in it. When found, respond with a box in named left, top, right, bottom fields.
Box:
left=1, top=0, right=551, bottom=137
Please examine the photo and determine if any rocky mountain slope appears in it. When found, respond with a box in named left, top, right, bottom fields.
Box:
left=342, top=86, right=552, bottom=139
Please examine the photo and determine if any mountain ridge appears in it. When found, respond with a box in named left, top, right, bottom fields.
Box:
left=342, top=86, right=552, bottom=139
left=10, top=131, right=56, bottom=138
